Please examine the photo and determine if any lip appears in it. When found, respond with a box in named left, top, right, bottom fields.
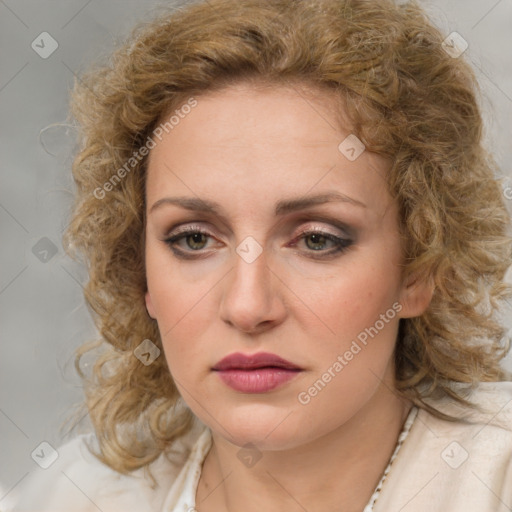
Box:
left=212, top=352, right=302, bottom=393
left=213, top=352, right=301, bottom=371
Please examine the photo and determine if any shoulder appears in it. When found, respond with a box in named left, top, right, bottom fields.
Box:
left=424, top=380, right=512, bottom=435
left=418, top=381, right=512, bottom=471
left=3, top=423, right=209, bottom=512
left=375, top=381, right=512, bottom=512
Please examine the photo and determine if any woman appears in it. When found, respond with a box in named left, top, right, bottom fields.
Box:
left=5, top=0, right=512, bottom=510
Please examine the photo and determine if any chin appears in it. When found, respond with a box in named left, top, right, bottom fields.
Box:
left=202, top=402, right=308, bottom=450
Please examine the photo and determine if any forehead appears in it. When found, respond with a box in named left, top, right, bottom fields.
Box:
left=145, top=82, right=392, bottom=216
left=150, top=82, right=343, bottom=157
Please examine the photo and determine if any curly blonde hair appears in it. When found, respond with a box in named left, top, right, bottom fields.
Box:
left=63, top=0, right=512, bottom=476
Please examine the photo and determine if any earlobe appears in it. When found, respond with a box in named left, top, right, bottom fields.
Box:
left=145, top=291, right=156, bottom=319
left=398, top=273, right=435, bottom=319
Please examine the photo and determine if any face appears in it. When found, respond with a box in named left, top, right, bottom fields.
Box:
left=144, top=82, right=431, bottom=450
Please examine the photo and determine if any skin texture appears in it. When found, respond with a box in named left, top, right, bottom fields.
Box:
left=144, top=82, right=433, bottom=512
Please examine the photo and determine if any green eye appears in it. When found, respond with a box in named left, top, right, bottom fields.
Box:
left=165, top=229, right=352, bottom=260
left=293, top=231, right=353, bottom=259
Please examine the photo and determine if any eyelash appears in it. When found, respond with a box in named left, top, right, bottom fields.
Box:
left=164, top=225, right=353, bottom=260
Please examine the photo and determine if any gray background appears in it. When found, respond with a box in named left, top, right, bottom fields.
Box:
left=1, top=0, right=511, bottom=502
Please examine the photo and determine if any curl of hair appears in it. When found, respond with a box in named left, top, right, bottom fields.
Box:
left=63, top=0, right=512, bottom=476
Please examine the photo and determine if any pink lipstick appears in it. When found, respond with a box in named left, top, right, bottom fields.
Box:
left=212, top=352, right=302, bottom=393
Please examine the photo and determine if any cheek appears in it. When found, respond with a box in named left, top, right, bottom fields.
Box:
left=145, top=237, right=216, bottom=318
left=293, top=273, right=401, bottom=433
left=145, top=251, right=214, bottom=362
left=291, top=258, right=402, bottom=347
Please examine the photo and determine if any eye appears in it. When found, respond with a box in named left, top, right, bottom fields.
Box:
left=164, top=227, right=217, bottom=259
left=289, top=228, right=353, bottom=259
left=164, top=225, right=353, bottom=260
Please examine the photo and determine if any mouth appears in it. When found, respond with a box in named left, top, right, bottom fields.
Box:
left=212, top=352, right=302, bottom=393
left=212, top=352, right=302, bottom=371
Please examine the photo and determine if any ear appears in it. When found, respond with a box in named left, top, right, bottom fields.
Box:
left=145, top=291, right=156, bottom=319
left=398, top=271, right=434, bottom=319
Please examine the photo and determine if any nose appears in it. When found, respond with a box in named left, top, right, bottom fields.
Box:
left=219, top=247, right=287, bottom=334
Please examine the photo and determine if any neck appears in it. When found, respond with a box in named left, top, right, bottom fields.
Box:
left=196, top=385, right=412, bottom=512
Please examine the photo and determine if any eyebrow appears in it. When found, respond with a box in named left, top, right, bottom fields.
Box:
left=149, top=192, right=366, bottom=216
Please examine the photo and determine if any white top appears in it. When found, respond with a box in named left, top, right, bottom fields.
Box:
left=3, top=381, right=512, bottom=512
